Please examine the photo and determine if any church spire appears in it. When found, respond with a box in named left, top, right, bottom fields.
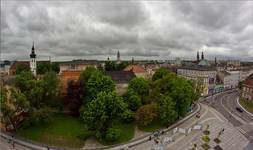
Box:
left=201, top=51, right=204, bottom=60
left=117, top=50, right=120, bottom=64
left=197, top=51, right=200, bottom=62
left=30, top=42, right=36, bottom=58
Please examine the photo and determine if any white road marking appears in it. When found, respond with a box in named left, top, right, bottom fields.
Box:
left=237, top=98, right=253, bottom=117
left=237, top=127, right=247, bottom=134
left=220, top=96, right=247, bottom=124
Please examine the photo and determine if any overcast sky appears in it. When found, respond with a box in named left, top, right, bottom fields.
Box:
left=1, top=0, right=253, bottom=61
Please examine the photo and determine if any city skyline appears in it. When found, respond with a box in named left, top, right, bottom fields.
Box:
left=1, top=0, right=253, bottom=61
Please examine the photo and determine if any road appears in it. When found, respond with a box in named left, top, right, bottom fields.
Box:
left=201, top=91, right=253, bottom=150
left=132, top=92, right=250, bottom=150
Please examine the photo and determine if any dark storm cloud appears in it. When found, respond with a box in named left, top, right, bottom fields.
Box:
left=1, top=0, right=252, bottom=61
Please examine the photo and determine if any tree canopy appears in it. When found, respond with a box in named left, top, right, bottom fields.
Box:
left=152, top=67, right=170, bottom=81
left=128, top=77, right=150, bottom=100
left=123, top=89, right=142, bottom=111
left=159, top=95, right=178, bottom=124
left=82, top=91, right=127, bottom=138
left=37, top=63, right=60, bottom=74
left=105, top=61, right=128, bottom=71
left=135, top=103, right=158, bottom=126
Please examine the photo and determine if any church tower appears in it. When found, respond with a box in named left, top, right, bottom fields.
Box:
left=201, top=51, right=204, bottom=60
left=117, top=50, right=121, bottom=64
left=30, top=42, right=37, bottom=76
left=197, top=51, right=200, bottom=62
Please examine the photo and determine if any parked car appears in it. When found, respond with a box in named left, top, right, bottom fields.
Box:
left=236, top=107, right=243, bottom=113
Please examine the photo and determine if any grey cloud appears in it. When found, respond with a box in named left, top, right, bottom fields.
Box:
left=1, top=0, right=252, bottom=61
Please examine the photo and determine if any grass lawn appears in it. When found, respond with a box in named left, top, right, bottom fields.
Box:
left=17, top=113, right=89, bottom=148
left=100, top=121, right=135, bottom=145
left=138, top=120, right=165, bottom=132
left=239, top=98, right=253, bottom=113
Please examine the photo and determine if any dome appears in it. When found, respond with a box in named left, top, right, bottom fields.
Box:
left=198, top=59, right=210, bottom=66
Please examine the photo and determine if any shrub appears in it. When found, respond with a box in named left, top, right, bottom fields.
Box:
left=214, top=138, right=221, bottom=144
left=135, top=103, right=158, bottom=126
left=105, top=127, right=121, bottom=142
left=121, top=110, right=135, bottom=122
left=201, top=143, right=210, bottom=150
left=29, top=108, right=52, bottom=124
left=202, top=135, right=210, bottom=142
left=203, top=130, right=210, bottom=135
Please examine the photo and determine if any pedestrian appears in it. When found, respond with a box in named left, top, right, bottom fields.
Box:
left=47, top=146, right=50, bottom=150
left=222, top=128, right=225, bottom=134
left=149, top=136, right=152, bottom=141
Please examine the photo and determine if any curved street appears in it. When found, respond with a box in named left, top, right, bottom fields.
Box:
left=132, top=91, right=251, bottom=150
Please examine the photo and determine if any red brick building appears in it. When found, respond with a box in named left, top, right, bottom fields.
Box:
left=242, top=74, right=253, bottom=101
left=59, top=70, right=81, bottom=95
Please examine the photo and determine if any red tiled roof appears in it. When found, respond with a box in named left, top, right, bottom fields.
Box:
left=124, top=65, right=146, bottom=73
left=244, top=74, right=253, bottom=86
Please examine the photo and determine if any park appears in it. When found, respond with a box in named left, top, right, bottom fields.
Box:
left=0, top=64, right=200, bottom=149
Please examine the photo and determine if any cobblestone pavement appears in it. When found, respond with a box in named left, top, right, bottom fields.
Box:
left=130, top=104, right=250, bottom=150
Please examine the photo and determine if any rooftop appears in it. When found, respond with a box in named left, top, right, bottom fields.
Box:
left=106, top=71, right=136, bottom=84
left=124, top=65, right=146, bottom=73
left=178, top=65, right=216, bottom=71
left=244, top=73, right=253, bottom=86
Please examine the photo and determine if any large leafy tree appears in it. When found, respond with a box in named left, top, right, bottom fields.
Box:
left=152, top=67, right=170, bottom=81
left=37, top=63, right=60, bottom=74
left=152, top=72, right=195, bottom=117
left=135, top=103, right=158, bottom=126
left=105, top=61, right=128, bottom=71
left=15, top=64, right=30, bottom=75
left=0, top=87, right=30, bottom=131
left=15, top=71, right=59, bottom=109
left=105, top=61, right=117, bottom=71
left=41, top=71, right=59, bottom=101
left=159, top=95, right=178, bottom=124
left=82, top=91, right=127, bottom=137
left=85, top=73, right=115, bottom=102
left=15, top=71, right=35, bottom=92
left=51, top=62, right=60, bottom=73
left=128, top=77, right=150, bottom=100
left=123, top=89, right=142, bottom=111
left=37, top=63, right=51, bottom=74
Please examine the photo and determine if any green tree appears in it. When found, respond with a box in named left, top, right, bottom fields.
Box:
left=85, top=73, right=115, bottom=102
left=15, top=71, right=35, bottom=92
left=105, top=127, right=121, bottom=142
left=238, top=81, right=243, bottom=90
left=37, top=63, right=60, bottom=74
left=82, top=91, right=127, bottom=137
left=117, top=62, right=129, bottom=70
left=135, top=103, right=158, bottom=126
left=37, top=63, right=51, bottom=74
left=105, top=61, right=128, bottom=71
left=152, top=67, right=170, bottom=81
left=0, top=87, right=30, bottom=131
left=105, top=61, right=117, bottom=71
left=51, top=62, right=60, bottom=73
left=41, top=71, right=59, bottom=101
left=15, top=64, right=30, bottom=75
left=79, top=67, right=101, bottom=82
left=159, top=95, right=178, bottom=124
left=153, top=74, right=194, bottom=117
left=128, top=77, right=150, bottom=100
left=123, top=89, right=142, bottom=111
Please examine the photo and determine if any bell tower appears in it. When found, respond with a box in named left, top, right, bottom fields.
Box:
left=30, top=42, right=37, bottom=76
